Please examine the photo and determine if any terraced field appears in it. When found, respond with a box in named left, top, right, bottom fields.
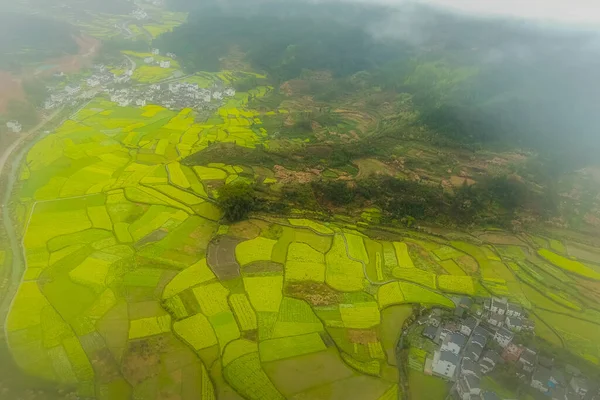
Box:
left=5, top=75, right=600, bottom=400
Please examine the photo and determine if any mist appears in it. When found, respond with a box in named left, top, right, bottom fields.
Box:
left=317, top=0, right=600, bottom=29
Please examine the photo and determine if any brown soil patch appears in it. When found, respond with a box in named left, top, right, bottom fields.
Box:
left=476, top=232, right=527, bottom=246
left=274, top=165, right=319, bottom=184
left=220, top=45, right=251, bottom=71
left=243, top=261, right=283, bottom=275
left=455, top=255, right=479, bottom=274
left=285, top=282, right=343, bottom=306
left=79, top=332, right=122, bottom=384
left=135, top=229, right=169, bottom=248
left=90, top=348, right=122, bottom=384
left=567, top=243, right=600, bottom=264
left=0, top=71, right=25, bottom=113
left=573, top=277, right=600, bottom=304
left=347, top=329, right=378, bottom=344
left=207, top=236, right=243, bottom=280
left=122, top=335, right=167, bottom=385
left=228, top=220, right=260, bottom=240
left=241, top=330, right=258, bottom=342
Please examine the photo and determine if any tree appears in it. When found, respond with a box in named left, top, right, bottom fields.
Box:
left=23, top=78, right=49, bottom=107
left=217, top=182, right=256, bottom=222
left=6, top=100, right=39, bottom=128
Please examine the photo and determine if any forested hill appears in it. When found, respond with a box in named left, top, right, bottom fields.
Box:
left=158, top=0, right=600, bottom=171
left=0, top=12, right=78, bottom=69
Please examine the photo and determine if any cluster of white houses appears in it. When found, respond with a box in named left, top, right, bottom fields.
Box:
left=5, top=120, right=22, bottom=133
left=131, top=7, right=148, bottom=20
left=44, top=64, right=121, bottom=110
left=41, top=51, right=235, bottom=113
left=143, top=49, right=174, bottom=69
left=422, top=297, right=596, bottom=400
left=105, top=82, right=234, bottom=110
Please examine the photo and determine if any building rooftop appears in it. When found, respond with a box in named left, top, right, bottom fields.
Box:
left=462, top=316, right=478, bottom=330
left=464, top=374, right=480, bottom=390
left=519, top=349, right=537, bottom=365
left=439, top=350, right=460, bottom=365
left=488, top=312, right=504, bottom=324
left=481, top=391, right=501, bottom=400
left=473, top=326, right=490, bottom=338
left=447, top=332, right=467, bottom=348
left=538, top=356, right=554, bottom=369
left=532, top=366, right=552, bottom=385
left=461, top=358, right=481, bottom=376
left=492, top=297, right=508, bottom=305
left=496, top=327, right=514, bottom=338
left=571, top=376, right=589, bottom=391
left=551, top=387, right=566, bottom=400
left=550, top=367, right=566, bottom=386
left=482, top=350, right=501, bottom=363
left=423, top=325, right=438, bottom=339
left=471, top=333, right=487, bottom=347
left=465, top=342, right=484, bottom=361
left=507, top=303, right=523, bottom=313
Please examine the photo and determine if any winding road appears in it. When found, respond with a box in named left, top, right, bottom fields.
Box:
left=0, top=108, right=66, bottom=334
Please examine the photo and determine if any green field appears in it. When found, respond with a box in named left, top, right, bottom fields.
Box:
left=5, top=69, right=600, bottom=400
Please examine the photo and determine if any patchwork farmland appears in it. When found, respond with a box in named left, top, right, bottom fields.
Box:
left=4, top=74, right=600, bottom=400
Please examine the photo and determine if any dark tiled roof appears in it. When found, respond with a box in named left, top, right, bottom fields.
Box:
left=465, top=342, right=484, bottom=361
left=473, top=326, right=490, bottom=338
left=465, top=374, right=480, bottom=390
left=447, top=332, right=467, bottom=348
left=482, top=351, right=500, bottom=363
left=496, top=327, right=514, bottom=338
left=519, top=349, right=537, bottom=365
left=482, top=391, right=501, bottom=400
left=462, top=358, right=481, bottom=375
left=440, top=351, right=460, bottom=365
left=423, top=325, right=438, bottom=339
left=471, top=333, right=487, bottom=347
left=550, top=368, right=566, bottom=386
left=462, top=316, right=478, bottom=329
left=506, top=316, right=523, bottom=327
left=532, top=366, right=552, bottom=385
left=507, top=303, right=523, bottom=313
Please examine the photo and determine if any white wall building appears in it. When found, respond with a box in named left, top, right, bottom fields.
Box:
left=152, top=48, right=160, bottom=55
left=491, top=297, right=508, bottom=315
left=441, top=333, right=467, bottom=355
left=159, top=60, right=171, bottom=69
left=457, top=375, right=481, bottom=400
left=432, top=350, right=459, bottom=380
left=506, top=303, right=523, bottom=318
left=86, top=78, right=100, bottom=87
left=6, top=121, right=22, bottom=133
left=65, top=85, right=81, bottom=95
left=144, top=57, right=154, bottom=64
left=493, top=327, right=514, bottom=348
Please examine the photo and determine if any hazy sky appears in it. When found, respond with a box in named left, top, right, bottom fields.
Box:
left=328, top=0, right=600, bottom=28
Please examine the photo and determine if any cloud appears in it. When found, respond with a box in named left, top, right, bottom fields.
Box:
left=321, top=0, right=600, bottom=28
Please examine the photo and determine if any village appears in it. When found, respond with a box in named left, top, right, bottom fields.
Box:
left=5, top=48, right=236, bottom=134
left=412, top=296, right=597, bottom=400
